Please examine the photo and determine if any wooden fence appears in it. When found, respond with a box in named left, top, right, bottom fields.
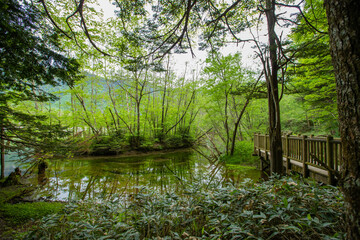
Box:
left=253, top=133, right=342, bottom=184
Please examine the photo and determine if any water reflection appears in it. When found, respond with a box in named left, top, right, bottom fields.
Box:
left=32, top=150, right=260, bottom=201
left=3, top=151, right=22, bottom=177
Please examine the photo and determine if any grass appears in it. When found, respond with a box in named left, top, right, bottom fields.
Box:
left=226, top=164, right=257, bottom=171
left=0, top=182, right=64, bottom=239
left=1, top=201, right=64, bottom=224
left=0, top=184, right=30, bottom=203
left=25, top=175, right=345, bottom=240
left=221, top=141, right=259, bottom=166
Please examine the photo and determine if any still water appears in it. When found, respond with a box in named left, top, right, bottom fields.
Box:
left=30, top=150, right=260, bottom=201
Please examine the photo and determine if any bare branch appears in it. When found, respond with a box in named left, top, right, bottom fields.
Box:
left=41, top=0, right=112, bottom=56
left=207, top=0, right=242, bottom=25
left=275, top=1, right=327, bottom=34
left=38, top=0, right=71, bottom=38
left=152, top=0, right=198, bottom=60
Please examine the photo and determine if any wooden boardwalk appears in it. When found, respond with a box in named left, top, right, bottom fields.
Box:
left=253, top=133, right=342, bottom=184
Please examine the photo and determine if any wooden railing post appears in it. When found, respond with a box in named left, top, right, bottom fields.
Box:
left=285, top=134, right=290, bottom=174
left=264, top=134, right=269, bottom=167
left=264, top=134, right=267, bottom=151
left=326, top=135, right=334, bottom=184
left=254, top=133, right=257, bottom=154
left=309, top=135, right=314, bottom=164
left=302, top=135, right=308, bottom=178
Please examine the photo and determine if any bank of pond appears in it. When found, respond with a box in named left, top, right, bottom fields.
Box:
left=0, top=149, right=346, bottom=239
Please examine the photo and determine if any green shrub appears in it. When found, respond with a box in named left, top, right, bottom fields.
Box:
left=26, top=176, right=345, bottom=240
left=164, top=134, right=184, bottom=148
left=140, top=138, right=156, bottom=150
left=88, top=133, right=127, bottom=155
left=164, top=132, right=194, bottom=149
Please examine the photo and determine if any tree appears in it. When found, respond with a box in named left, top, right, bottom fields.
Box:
left=324, top=0, right=360, bottom=238
left=41, top=0, right=304, bottom=174
left=202, top=52, right=262, bottom=156
left=287, top=0, right=337, bottom=134
left=263, top=0, right=283, bottom=174
left=203, top=53, right=244, bottom=155
left=122, top=0, right=289, bottom=174
left=0, top=0, right=80, bottom=178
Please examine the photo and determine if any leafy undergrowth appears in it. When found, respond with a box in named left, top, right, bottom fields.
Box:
left=26, top=176, right=345, bottom=240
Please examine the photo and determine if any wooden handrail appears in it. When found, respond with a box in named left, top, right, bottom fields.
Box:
left=253, top=133, right=341, bottom=185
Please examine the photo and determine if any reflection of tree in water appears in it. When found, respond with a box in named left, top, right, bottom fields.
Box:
left=37, top=160, right=48, bottom=185
left=222, top=167, right=261, bottom=186
left=35, top=151, right=259, bottom=201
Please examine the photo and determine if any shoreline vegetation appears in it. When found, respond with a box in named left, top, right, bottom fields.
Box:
left=69, top=129, right=197, bottom=157
left=3, top=142, right=343, bottom=239
left=1, top=175, right=345, bottom=239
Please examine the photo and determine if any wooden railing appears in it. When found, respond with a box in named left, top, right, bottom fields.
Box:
left=253, top=133, right=342, bottom=184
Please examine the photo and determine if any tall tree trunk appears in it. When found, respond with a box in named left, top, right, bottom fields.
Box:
left=230, top=98, right=250, bottom=156
left=32, top=80, right=38, bottom=111
left=1, top=120, right=5, bottom=179
left=161, top=58, right=170, bottom=141
left=71, top=93, right=76, bottom=137
left=224, top=90, right=230, bottom=155
left=136, top=101, right=141, bottom=138
left=325, top=0, right=360, bottom=238
left=265, top=0, right=283, bottom=174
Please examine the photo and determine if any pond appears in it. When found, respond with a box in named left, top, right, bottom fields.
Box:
left=27, top=150, right=260, bottom=201
left=3, top=151, right=21, bottom=177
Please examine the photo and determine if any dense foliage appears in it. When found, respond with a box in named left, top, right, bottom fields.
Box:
left=286, top=0, right=337, bottom=135
left=25, top=176, right=345, bottom=239
left=0, top=0, right=81, bottom=177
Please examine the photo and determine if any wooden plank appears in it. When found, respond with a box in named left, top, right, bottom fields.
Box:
left=308, top=165, right=329, bottom=176
left=289, top=159, right=302, bottom=167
